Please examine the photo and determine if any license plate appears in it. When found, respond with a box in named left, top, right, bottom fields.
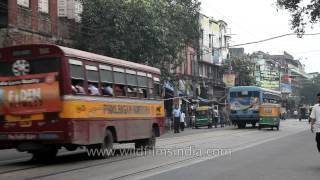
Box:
left=8, top=133, right=37, bottom=140
left=5, top=114, right=44, bottom=122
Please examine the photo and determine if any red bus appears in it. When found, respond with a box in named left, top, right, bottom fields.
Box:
left=0, top=44, right=165, bottom=159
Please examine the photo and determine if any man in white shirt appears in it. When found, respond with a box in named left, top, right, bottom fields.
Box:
left=294, top=110, right=298, bottom=119
left=310, top=93, right=320, bottom=152
left=180, top=111, right=185, bottom=131
left=88, top=84, right=100, bottom=95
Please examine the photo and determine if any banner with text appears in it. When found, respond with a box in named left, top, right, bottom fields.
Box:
left=0, top=72, right=61, bottom=115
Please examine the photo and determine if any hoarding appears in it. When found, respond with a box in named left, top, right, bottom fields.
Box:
left=0, top=73, right=61, bottom=115
left=223, top=72, right=236, bottom=87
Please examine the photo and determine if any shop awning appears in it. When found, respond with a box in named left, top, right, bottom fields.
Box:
left=164, top=81, right=174, bottom=92
left=198, top=96, right=209, bottom=103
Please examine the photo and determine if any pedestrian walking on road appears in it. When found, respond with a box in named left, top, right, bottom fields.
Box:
left=219, top=107, right=224, bottom=128
left=310, top=92, right=320, bottom=152
left=180, top=111, right=185, bottom=131
left=223, top=105, right=231, bottom=126
left=294, top=110, right=298, bottom=120
left=172, top=105, right=181, bottom=133
left=213, top=106, right=219, bottom=128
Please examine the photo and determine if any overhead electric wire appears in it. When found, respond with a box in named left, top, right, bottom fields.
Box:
left=229, top=33, right=320, bottom=47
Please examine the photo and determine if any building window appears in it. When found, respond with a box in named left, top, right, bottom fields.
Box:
left=38, top=0, right=49, bottom=14
left=17, top=0, right=30, bottom=8
left=75, top=0, right=83, bottom=22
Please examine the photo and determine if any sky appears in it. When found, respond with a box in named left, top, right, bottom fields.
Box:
left=200, top=0, right=320, bottom=73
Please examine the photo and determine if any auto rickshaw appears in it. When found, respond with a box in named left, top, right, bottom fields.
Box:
left=258, top=103, right=281, bottom=130
left=193, top=106, right=213, bottom=129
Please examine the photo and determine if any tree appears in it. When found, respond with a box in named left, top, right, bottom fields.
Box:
left=223, top=56, right=256, bottom=86
left=299, top=74, right=320, bottom=105
left=277, top=0, right=320, bottom=34
left=76, top=0, right=201, bottom=80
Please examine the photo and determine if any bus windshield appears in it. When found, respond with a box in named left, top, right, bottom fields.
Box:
left=0, top=58, right=60, bottom=77
left=229, top=91, right=260, bottom=111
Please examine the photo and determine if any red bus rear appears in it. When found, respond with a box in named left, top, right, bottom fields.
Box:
left=0, top=44, right=165, bottom=159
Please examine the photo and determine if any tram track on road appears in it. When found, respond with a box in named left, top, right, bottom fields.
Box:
left=0, top=125, right=302, bottom=180
left=108, top=127, right=307, bottom=180
left=0, top=129, right=254, bottom=179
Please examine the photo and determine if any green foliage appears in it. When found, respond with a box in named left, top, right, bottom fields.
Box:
left=299, top=75, right=320, bottom=105
left=223, top=56, right=256, bottom=86
left=76, top=0, right=201, bottom=80
left=277, top=0, right=320, bottom=34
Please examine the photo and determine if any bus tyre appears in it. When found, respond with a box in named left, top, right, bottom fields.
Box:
left=31, top=148, right=58, bottom=161
left=208, top=123, right=213, bottom=129
left=135, top=128, right=156, bottom=151
left=100, top=130, right=114, bottom=158
left=258, top=125, right=261, bottom=130
left=87, top=130, right=114, bottom=159
left=276, top=125, right=280, bottom=131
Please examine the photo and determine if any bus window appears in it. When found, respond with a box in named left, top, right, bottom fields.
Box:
left=0, top=58, right=60, bottom=77
left=153, top=76, right=161, bottom=99
left=101, top=83, right=114, bottom=96
left=69, top=59, right=85, bottom=94
left=114, top=84, right=125, bottom=96
left=99, top=65, right=113, bottom=82
left=126, top=69, right=138, bottom=98
left=138, top=88, right=147, bottom=98
left=113, top=67, right=126, bottom=96
left=72, top=79, right=85, bottom=94
left=138, top=72, right=148, bottom=98
left=69, top=59, right=84, bottom=79
left=147, top=74, right=153, bottom=98
left=86, top=65, right=100, bottom=95
left=230, top=91, right=259, bottom=98
left=99, top=65, right=114, bottom=96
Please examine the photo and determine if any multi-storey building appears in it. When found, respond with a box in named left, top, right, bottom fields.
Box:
left=56, top=0, right=83, bottom=45
left=252, top=51, right=281, bottom=91
left=308, top=72, right=320, bottom=79
left=0, top=0, right=82, bottom=48
left=271, top=51, right=309, bottom=96
left=197, top=14, right=230, bottom=101
left=0, top=0, right=58, bottom=47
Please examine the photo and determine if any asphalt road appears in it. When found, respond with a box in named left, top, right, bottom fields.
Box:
left=0, top=119, right=317, bottom=180
left=145, top=126, right=320, bottom=180
left=0, top=125, right=231, bottom=162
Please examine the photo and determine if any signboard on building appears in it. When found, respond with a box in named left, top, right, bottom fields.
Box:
left=280, top=83, right=292, bottom=93
left=260, top=80, right=280, bottom=90
left=223, top=72, right=236, bottom=87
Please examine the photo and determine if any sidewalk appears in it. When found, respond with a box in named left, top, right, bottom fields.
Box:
left=160, top=126, right=235, bottom=139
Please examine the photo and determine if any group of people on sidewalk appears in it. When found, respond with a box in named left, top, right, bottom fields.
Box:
left=171, top=104, right=231, bottom=133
